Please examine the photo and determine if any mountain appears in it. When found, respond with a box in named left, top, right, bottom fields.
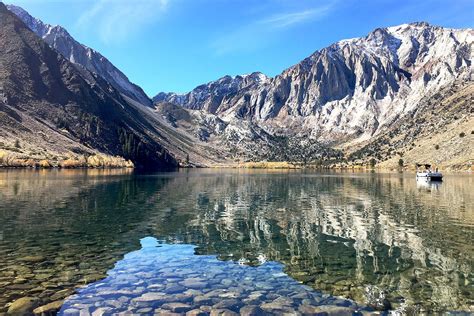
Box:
left=0, top=3, right=241, bottom=169
left=153, top=72, right=269, bottom=113
left=6, top=4, right=152, bottom=107
left=0, top=3, right=176, bottom=169
left=155, top=22, right=473, bottom=168
left=352, top=80, right=473, bottom=169
left=1, top=2, right=472, bottom=169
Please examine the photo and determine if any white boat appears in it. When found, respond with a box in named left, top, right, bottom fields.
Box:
left=416, top=171, right=443, bottom=181
left=416, top=164, right=443, bottom=181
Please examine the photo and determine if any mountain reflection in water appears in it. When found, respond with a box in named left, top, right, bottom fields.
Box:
left=0, top=169, right=472, bottom=314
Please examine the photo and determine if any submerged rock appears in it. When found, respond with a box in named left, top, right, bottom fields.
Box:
left=33, top=300, right=63, bottom=315
left=210, top=309, right=239, bottom=316
left=186, top=309, right=208, bottom=316
left=310, top=305, right=355, bottom=316
left=132, top=292, right=169, bottom=302
left=161, top=302, right=192, bottom=313
left=239, top=305, right=265, bottom=316
left=90, top=307, right=112, bottom=316
left=50, top=289, right=74, bottom=301
left=212, top=298, right=242, bottom=310
left=18, top=256, right=45, bottom=263
left=181, top=278, right=209, bottom=289
left=7, top=297, right=40, bottom=315
left=193, top=296, right=214, bottom=305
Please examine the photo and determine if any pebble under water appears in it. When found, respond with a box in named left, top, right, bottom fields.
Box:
left=60, top=237, right=369, bottom=315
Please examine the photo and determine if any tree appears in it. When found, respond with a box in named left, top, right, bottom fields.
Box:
left=398, top=158, right=404, bottom=167
left=459, top=132, right=465, bottom=138
left=369, top=158, right=376, bottom=167
left=185, top=153, right=189, bottom=165
left=434, top=144, right=439, bottom=150
left=14, top=140, right=20, bottom=148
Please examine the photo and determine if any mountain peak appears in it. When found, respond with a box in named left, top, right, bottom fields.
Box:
left=0, top=5, right=177, bottom=168
left=155, top=21, right=472, bottom=141
left=6, top=4, right=153, bottom=107
left=242, top=72, right=269, bottom=83
left=407, top=21, right=432, bottom=27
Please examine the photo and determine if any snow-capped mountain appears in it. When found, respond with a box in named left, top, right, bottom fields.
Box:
left=2, top=3, right=471, bottom=169
left=6, top=4, right=152, bottom=107
left=155, top=23, right=473, bottom=144
left=154, top=72, right=269, bottom=113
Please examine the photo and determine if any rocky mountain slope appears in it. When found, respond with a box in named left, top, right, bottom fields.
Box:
left=0, top=3, right=246, bottom=169
left=0, top=3, right=176, bottom=169
left=1, top=3, right=472, bottom=169
left=351, top=80, right=474, bottom=169
left=7, top=4, right=152, bottom=107
left=155, top=22, right=473, bottom=168
left=152, top=101, right=342, bottom=165
left=154, top=72, right=269, bottom=112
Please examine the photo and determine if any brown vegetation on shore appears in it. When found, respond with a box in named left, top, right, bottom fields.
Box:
left=232, top=160, right=473, bottom=172
left=237, top=161, right=300, bottom=169
left=0, top=150, right=134, bottom=169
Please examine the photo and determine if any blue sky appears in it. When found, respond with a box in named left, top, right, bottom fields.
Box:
left=3, top=0, right=474, bottom=96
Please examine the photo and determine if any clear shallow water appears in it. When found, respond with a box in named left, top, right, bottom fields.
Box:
left=0, top=169, right=473, bottom=314
left=60, top=237, right=365, bottom=315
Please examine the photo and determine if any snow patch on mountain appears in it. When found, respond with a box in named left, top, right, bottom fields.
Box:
left=155, top=22, right=473, bottom=147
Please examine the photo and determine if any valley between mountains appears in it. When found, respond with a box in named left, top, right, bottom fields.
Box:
left=0, top=3, right=472, bottom=170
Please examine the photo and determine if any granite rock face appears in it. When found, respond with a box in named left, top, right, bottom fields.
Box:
left=155, top=23, right=473, bottom=157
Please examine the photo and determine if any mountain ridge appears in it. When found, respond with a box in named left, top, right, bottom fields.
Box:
left=6, top=4, right=153, bottom=107
left=154, top=22, right=472, bottom=122
left=153, top=21, right=472, bottom=168
left=0, top=2, right=177, bottom=169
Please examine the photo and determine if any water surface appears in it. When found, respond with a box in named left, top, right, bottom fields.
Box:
left=0, top=169, right=472, bottom=314
left=60, top=237, right=364, bottom=315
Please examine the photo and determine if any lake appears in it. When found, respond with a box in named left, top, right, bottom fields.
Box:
left=0, top=169, right=472, bottom=315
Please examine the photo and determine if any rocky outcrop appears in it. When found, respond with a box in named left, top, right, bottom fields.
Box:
left=154, top=72, right=269, bottom=113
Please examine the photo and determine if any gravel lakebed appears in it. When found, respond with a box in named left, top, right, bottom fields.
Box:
left=56, top=238, right=371, bottom=315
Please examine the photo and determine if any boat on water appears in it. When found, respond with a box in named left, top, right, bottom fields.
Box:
left=416, top=164, right=443, bottom=181
left=416, top=176, right=442, bottom=191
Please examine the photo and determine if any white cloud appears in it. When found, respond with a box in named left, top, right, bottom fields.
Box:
left=76, top=0, right=170, bottom=44
left=259, top=6, right=332, bottom=29
left=211, top=3, right=335, bottom=55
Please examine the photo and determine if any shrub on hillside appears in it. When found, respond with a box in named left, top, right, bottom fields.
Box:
left=39, top=160, right=52, bottom=168
left=60, top=158, right=85, bottom=168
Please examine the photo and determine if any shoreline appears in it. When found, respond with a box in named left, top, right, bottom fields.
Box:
left=1, top=164, right=473, bottom=173
left=0, top=152, right=134, bottom=169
